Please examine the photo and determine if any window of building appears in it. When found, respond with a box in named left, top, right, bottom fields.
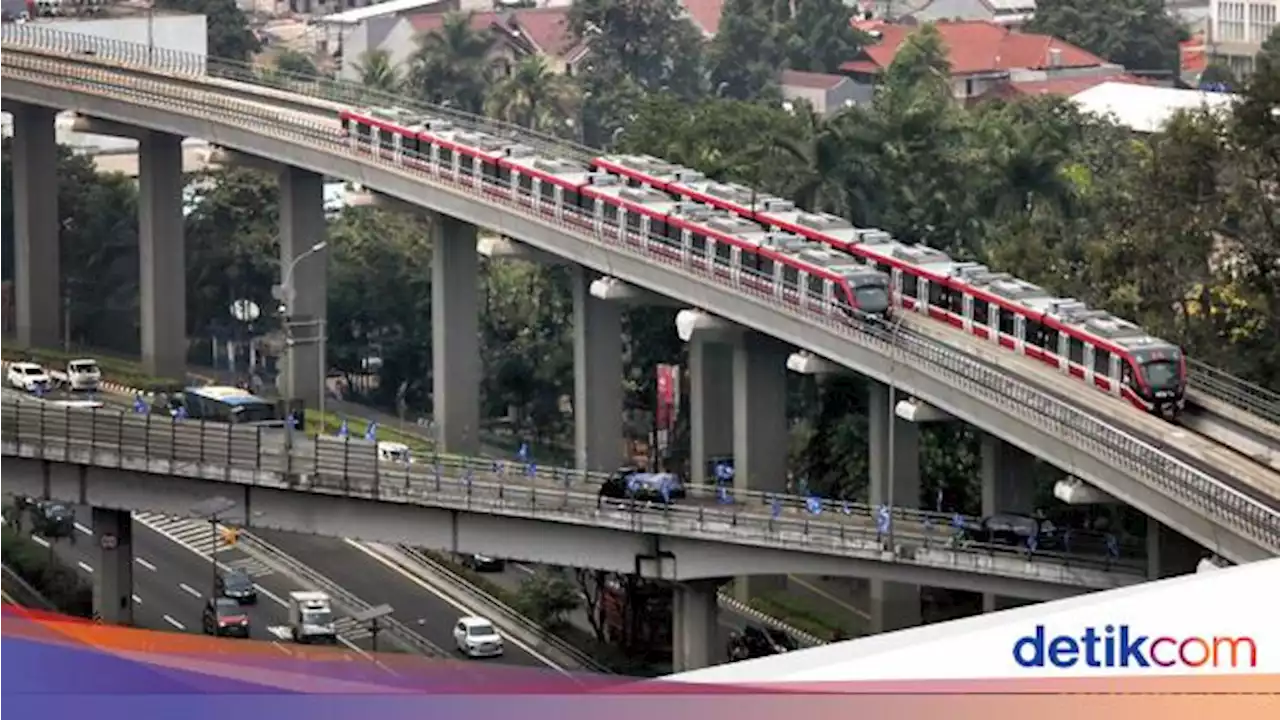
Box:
left=1217, top=2, right=1247, bottom=42
left=1247, top=2, right=1278, bottom=42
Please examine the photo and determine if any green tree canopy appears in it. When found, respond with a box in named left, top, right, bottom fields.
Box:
left=1027, top=0, right=1185, bottom=78
left=158, top=0, right=261, bottom=63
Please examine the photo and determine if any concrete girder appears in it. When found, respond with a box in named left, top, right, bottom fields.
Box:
left=69, top=113, right=147, bottom=139
left=1054, top=477, right=1120, bottom=505
left=589, top=276, right=680, bottom=307
left=208, top=147, right=284, bottom=173
left=477, top=234, right=569, bottom=265
left=676, top=309, right=742, bottom=344
left=894, top=398, right=954, bottom=423
left=346, top=189, right=429, bottom=216
left=786, top=351, right=849, bottom=375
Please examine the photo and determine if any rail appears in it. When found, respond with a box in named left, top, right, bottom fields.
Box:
left=1186, top=358, right=1280, bottom=428
left=0, top=397, right=1152, bottom=588
left=2, top=43, right=1277, bottom=558
left=390, top=544, right=614, bottom=673
left=232, top=528, right=450, bottom=657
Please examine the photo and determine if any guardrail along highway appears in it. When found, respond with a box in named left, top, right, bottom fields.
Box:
left=3, top=28, right=1278, bottom=668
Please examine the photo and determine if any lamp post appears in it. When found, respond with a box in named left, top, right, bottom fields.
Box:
left=274, top=241, right=328, bottom=425
left=190, top=496, right=237, bottom=598
left=352, top=604, right=394, bottom=654
left=885, top=310, right=906, bottom=552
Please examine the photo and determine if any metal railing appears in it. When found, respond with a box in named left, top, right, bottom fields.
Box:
left=2, top=44, right=1278, bottom=558
left=0, top=397, right=1147, bottom=585
left=1187, top=358, right=1280, bottom=428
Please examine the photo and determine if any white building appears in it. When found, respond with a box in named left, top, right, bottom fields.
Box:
left=1209, top=0, right=1279, bottom=76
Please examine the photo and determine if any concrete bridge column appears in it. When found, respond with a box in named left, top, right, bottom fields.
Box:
left=431, top=214, right=480, bottom=455
left=11, top=103, right=60, bottom=348
left=572, top=267, right=624, bottom=471
left=867, top=380, right=922, bottom=633
left=138, top=131, right=187, bottom=379
left=672, top=579, right=722, bottom=673
left=980, top=433, right=1036, bottom=612
left=91, top=507, right=134, bottom=626
left=1147, top=520, right=1202, bottom=579
left=279, top=167, right=328, bottom=413
left=732, top=332, right=790, bottom=601
left=689, top=339, right=734, bottom=487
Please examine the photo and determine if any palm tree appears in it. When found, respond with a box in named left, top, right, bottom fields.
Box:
left=770, top=103, right=878, bottom=219
left=353, top=49, right=401, bottom=98
left=407, top=12, right=496, bottom=113
left=484, top=56, right=578, bottom=131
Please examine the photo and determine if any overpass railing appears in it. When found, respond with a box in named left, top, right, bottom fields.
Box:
left=2, top=24, right=1272, bottom=429
left=3, top=46, right=1277, bottom=558
left=0, top=396, right=1146, bottom=585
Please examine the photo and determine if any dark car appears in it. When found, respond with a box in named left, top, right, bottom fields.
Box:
left=214, top=568, right=258, bottom=604
left=976, top=513, right=1056, bottom=549
left=728, top=626, right=798, bottom=661
left=33, top=502, right=76, bottom=541
left=461, top=554, right=506, bottom=572
left=202, top=597, right=250, bottom=638
left=598, top=466, right=686, bottom=502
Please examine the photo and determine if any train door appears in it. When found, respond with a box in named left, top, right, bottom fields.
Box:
left=961, top=294, right=973, bottom=332
left=891, top=268, right=904, bottom=309
left=1108, top=353, right=1123, bottom=396
left=704, top=239, right=719, bottom=273
left=529, top=178, right=541, bottom=211
left=822, top=278, right=836, bottom=314
left=915, top=278, right=929, bottom=313
left=473, top=158, right=485, bottom=192
left=679, top=229, right=691, bottom=266
left=728, top=246, right=742, bottom=286
left=793, top=271, right=808, bottom=302
left=552, top=186, right=563, bottom=220
left=1082, top=344, right=1096, bottom=386
left=1013, top=315, right=1026, bottom=354
left=1057, top=333, right=1071, bottom=374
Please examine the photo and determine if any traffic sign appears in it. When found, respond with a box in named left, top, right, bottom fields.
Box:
left=99, top=533, right=118, bottom=550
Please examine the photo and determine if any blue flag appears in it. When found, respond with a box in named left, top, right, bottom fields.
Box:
left=1026, top=533, right=1038, bottom=553
left=287, top=412, right=299, bottom=430
left=34, top=383, right=45, bottom=398
left=526, top=462, right=537, bottom=478
left=337, top=419, right=349, bottom=438
left=517, top=442, right=529, bottom=462
left=660, top=479, right=671, bottom=504
left=627, top=475, right=641, bottom=496
left=876, top=505, right=891, bottom=534
left=174, top=405, right=188, bottom=420
left=841, top=500, right=852, bottom=515
left=495, top=460, right=506, bottom=476
left=364, top=421, right=377, bottom=442
left=952, top=512, right=965, bottom=530
left=465, top=468, right=474, bottom=489
left=714, top=463, right=733, bottom=483
left=805, top=496, right=822, bottom=515
left=1106, top=533, right=1119, bottom=559
left=770, top=495, right=781, bottom=518
left=717, top=485, right=730, bottom=504
left=798, top=476, right=809, bottom=496
left=133, top=394, right=147, bottom=414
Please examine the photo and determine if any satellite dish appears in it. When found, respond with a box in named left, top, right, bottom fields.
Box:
left=230, top=299, right=261, bottom=323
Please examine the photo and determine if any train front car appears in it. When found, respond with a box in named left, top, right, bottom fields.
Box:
left=1077, top=317, right=1187, bottom=418
left=786, top=246, right=892, bottom=322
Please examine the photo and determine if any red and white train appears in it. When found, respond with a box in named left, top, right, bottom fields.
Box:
left=339, top=108, right=1187, bottom=418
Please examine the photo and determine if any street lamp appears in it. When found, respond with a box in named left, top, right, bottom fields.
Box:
left=274, top=241, right=329, bottom=425
left=885, top=312, right=906, bottom=553
left=352, top=604, right=394, bottom=654
left=190, top=496, right=237, bottom=598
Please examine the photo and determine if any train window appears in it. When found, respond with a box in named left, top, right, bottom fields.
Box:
left=690, top=232, right=708, bottom=258
left=714, top=241, right=733, bottom=266
left=649, top=219, right=667, bottom=238
left=781, top=264, right=800, bottom=289
left=901, top=272, right=918, bottom=299
left=1121, top=361, right=1135, bottom=387
left=539, top=182, right=556, bottom=202
left=459, top=155, right=475, bottom=177
left=1025, top=320, right=1043, bottom=347
left=754, top=256, right=773, bottom=278
left=482, top=159, right=500, bottom=182
left=517, top=174, right=534, bottom=195
left=1067, top=337, right=1085, bottom=366
left=1093, top=348, right=1111, bottom=376
left=626, top=209, right=643, bottom=232
left=807, top=274, right=825, bottom=298
left=998, top=306, right=1016, bottom=336
left=404, top=136, right=421, bottom=157
left=928, top=282, right=949, bottom=309
left=341, top=117, right=350, bottom=133
left=438, top=146, right=454, bottom=166
left=973, top=299, right=989, bottom=325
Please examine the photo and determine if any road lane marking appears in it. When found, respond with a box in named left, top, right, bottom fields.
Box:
left=162, top=615, right=185, bottom=631
left=178, top=583, right=201, bottom=598
left=514, top=563, right=536, bottom=576
left=135, top=557, right=157, bottom=571
left=129, top=514, right=371, bottom=659
left=31, top=535, right=50, bottom=548
left=343, top=539, right=567, bottom=675
left=75, top=522, right=92, bottom=536
left=77, top=561, right=94, bottom=574
left=132, top=594, right=143, bottom=605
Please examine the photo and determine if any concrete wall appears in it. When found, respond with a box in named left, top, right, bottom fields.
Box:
left=43, top=14, right=209, bottom=59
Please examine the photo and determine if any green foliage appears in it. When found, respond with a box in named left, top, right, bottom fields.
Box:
left=514, top=567, right=580, bottom=627
left=274, top=49, right=319, bottom=79
left=406, top=12, right=496, bottom=113
left=1027, top=0, right=1185, bottom=78
left=1, top=523, right=93, bottom=618
left=353, top=49, right=402, bottom=95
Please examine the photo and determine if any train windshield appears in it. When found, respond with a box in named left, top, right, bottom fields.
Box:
left=1140, top=360, right=1180, bottom=388
left=851, top=281, right=889, bottom=315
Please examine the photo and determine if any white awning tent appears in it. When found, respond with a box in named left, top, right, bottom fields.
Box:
left=1071, top=81, right=1239, bottom=134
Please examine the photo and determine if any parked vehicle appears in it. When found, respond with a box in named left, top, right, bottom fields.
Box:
left=598, top=466, right=686, bottom=502
left=975, top=513, right=1057, bottom=549
left=49, top=358, right=101, bottom=392
left=728, top=626, right=798, bottom=662
left=460, top=554, right=505, bottom=572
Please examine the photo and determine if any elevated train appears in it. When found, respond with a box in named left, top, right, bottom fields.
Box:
left=339, top=109, right=1184, bottom=418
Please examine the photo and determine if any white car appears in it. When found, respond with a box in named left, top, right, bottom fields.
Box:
left=452, top=616, right=503, bottom=658
left=7, top=362, right=51, bottom=393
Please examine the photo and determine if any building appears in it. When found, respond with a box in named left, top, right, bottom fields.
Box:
left=840, top=19, right=1123, bottom=103
left=339, top=4, right=588, bottom=80
left=853, top=0, right=1036, bottom=28
left=779, top=69, right=869, bottom=114
left=1208, top=0, right=1279, bottom=77
left=1070, top=81, right=1239, bottom=133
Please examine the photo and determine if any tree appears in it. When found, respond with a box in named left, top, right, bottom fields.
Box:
left=1027, top=0, right=1184, bottom=79
left=353, top=49, right=402, bottom=96
left=157, top=0, right=260, bottom=63
left=573, top=568, right=609, bottom=642
left=274, top=49, right=318, bottom=79
left=515, top=567, right=580, bottom=627
left=406, top=12, right=496, bottom=113
left=783, top=0, right=868, bottom=74
left=708, top=0, right=785, bottom=101
left=569, top=0, right=707, bottom=99
left=485, top=56, right=579, bottom=132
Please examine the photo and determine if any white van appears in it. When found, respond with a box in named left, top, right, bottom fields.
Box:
left=377, top=441, right=413, bottom=464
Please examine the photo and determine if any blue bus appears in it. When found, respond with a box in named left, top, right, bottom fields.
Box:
left=179, top=386, right=285, bottom=426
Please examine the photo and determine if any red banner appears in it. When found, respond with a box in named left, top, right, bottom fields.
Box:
left=655, top=364, right=675, bottom=430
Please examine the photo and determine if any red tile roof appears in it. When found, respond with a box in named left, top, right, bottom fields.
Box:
left=407, top=7, right=582, bottom=59
left=780, top=69, right=849, bottom=90
left=1005, top=71, right=1150, bottom=97
left=843, top=20, right=1108, bottom=76
left=682, top=0, right=725, bottom=36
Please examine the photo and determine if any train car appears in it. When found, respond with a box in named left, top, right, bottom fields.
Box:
left=592, top=155, right=1188, bottom=417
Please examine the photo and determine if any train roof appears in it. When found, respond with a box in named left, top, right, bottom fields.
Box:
left=598, top=154, right=684, bottom=178
left=503, top=152, right=591, bottom=179
left=586, top=182, right=681, bottom=210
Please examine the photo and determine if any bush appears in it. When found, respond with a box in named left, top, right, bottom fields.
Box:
left=513, top=568, right=580, bottom=628
left=1, top=523, right=93, bottom=618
